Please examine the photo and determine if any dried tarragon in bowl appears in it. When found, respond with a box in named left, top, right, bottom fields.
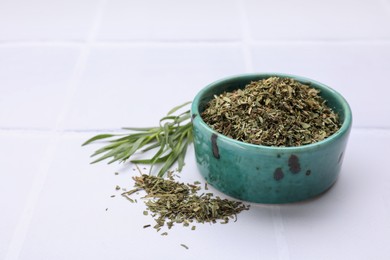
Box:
left=201, top=77, right=341, bottom=147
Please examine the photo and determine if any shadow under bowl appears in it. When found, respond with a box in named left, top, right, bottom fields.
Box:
left=191, top=73, right=352, bottom=204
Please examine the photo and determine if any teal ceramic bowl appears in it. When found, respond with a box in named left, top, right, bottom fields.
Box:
left=191, top=73, right=352, bottom=204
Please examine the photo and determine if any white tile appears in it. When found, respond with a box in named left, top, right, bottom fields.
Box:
left=0, top=133, right=51, bottom=259
left=97, top=0, right=241, bottom=41
left=244, top=0, right=390, bottom=40
left=280, top=130, right=390, bottom=260
left=19, top=134, right=279, bottom=259
left=0, top=46, right=80, bottom=129
left=250, top=43, right=390, bottom=128
left=64, top=45, right=246, bottom=130
left=0, top=0, right=100, bottom=41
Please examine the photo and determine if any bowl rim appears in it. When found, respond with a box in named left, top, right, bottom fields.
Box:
left=191, top=72, right=353, bottom=151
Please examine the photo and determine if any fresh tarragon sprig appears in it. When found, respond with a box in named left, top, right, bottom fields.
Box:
left=82, top=102, right=192, bottom=177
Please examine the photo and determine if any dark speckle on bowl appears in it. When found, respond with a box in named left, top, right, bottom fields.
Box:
left=288, top=154, right=301, bottom=174
left=338, top=152, right=343, bottom=164
left=211, top=133, right=220, bottom=159
left=274, top=168, right=284, bottom=181
left=306, top=169, right=311, bottom=176
left=191, top=113, right=197, bottom=122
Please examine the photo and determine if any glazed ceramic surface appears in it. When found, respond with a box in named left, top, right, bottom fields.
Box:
left=191, top=73, right=352, bottom=204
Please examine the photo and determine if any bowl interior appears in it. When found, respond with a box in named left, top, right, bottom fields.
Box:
left=194, top=73, right=352, bottom=144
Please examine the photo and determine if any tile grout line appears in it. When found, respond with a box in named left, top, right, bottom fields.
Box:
left=1, top=39, right=390, bottom=48
left=237, top=0, right=254, bottom=73
left=0, top=39, right=242, bottom=48
left=3, top=0, right=108, bottom=259
left=271, top=206, right=291, bottom=260
left=52, top=0, right=108, bottom=132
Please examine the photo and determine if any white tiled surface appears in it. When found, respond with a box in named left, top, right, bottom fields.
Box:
left=0, top=47, right=80, bottom=129
left=0, top=133, right=51, bottom=260
left=0, top=0, right=100, bottom=41
left=97, top=0, right=241, bottom=41
left=1, top=1, right=390, bottom=260
left=245, top=0, right=390, bottom=40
